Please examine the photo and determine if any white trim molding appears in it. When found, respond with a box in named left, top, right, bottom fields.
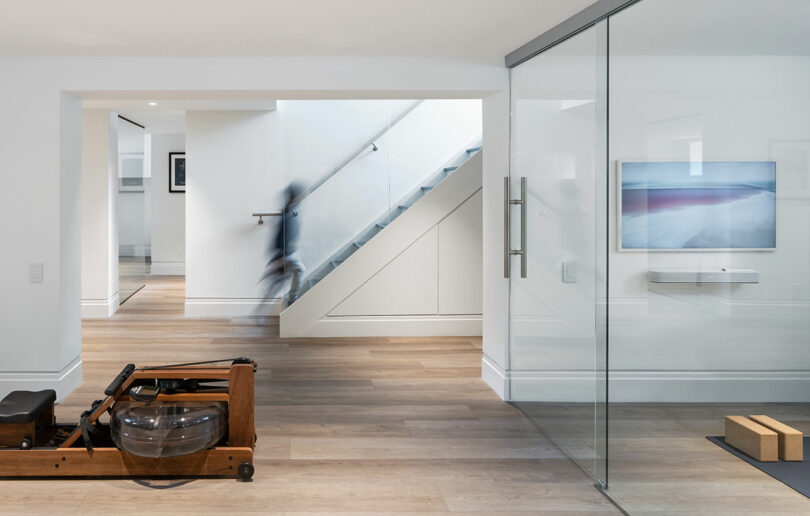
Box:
left=81, top=291, right=119, bottom=318
left=303, top=314, right=482, bottom=337
left=150, top=261, right=186, bottom=276
left=508, top=369, right=810, bottom=403
left=185, top=297, right=282, bottom=317
left=0, top=357, right=83, bottom=402
left=482, top=354, right=509, bottom=401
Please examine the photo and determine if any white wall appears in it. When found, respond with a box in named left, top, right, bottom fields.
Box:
left=81, top=110, right=120, bottom=317
left=150, top=133, right=186, bottom=275
left=185, top=110, right=281, bottom=315
left=278, top=99, right=414, bottom=187
left=481, top=91, right=511, bottom=400
left=0, top=56, right=506, bottom=399
left=0, top=83, right=83, bottom=399
left=499, top=54, right=810, bottom=403
left=58, top=93, right=83, bottom=383
left=606, top=55, right=810, bottom=401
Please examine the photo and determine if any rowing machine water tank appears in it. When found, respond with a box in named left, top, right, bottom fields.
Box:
left=110, top=401, right=227, bottom=458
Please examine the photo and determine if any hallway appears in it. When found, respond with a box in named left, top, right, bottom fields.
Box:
left=5, top=277, right=618, bottom=514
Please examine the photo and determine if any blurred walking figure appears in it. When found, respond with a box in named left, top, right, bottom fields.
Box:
left=261, top=182, right=306, bottom=305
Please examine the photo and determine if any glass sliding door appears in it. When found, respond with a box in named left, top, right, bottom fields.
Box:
left=605, top=0, right=810, bottom=512
left=508, top=20, right=608, bottom=483
left=506, top=0, right=810, bottom=511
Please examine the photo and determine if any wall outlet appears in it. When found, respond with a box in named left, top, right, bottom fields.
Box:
left=562, top=261, right=577, bottom=283
left=29, top=262, right=44, bottom=283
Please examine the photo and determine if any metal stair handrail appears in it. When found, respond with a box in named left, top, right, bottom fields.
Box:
left=298, top=100, right=424, bottom=202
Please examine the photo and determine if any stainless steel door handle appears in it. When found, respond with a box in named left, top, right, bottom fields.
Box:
left=504, top=176, right=527, bottom=278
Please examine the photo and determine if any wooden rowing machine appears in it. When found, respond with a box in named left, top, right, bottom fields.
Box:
left=0, top=358, right=256, bottom=481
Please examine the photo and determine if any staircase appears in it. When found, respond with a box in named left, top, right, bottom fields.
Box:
left=292, top=144, right=483, bottom=301
left=280, top=149, right=483, bottom=337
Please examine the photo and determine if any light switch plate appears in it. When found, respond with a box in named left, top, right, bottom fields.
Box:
left=29, top=262, right=44, bottom=283
left=562, top=261, right=577, bottom=283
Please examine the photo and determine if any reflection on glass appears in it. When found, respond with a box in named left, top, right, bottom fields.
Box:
left=117, top=117, right=149, bottom=304
left=605, top=0, right=810, bottom=513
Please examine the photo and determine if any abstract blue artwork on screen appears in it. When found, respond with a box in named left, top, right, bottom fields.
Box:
left=620, top=161, right=776, bottom=250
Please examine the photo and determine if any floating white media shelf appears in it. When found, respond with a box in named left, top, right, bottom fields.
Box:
left=647, top=269, right=760, bottom=284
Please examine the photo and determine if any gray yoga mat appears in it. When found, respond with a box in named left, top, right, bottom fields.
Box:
left=707, top=436, right=810, bottom=498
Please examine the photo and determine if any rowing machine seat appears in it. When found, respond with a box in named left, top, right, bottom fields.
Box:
left=0, top=390, right=56, bottom=424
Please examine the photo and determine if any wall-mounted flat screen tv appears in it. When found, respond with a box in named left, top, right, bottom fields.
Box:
left=619, top=161, right=776, bottom=250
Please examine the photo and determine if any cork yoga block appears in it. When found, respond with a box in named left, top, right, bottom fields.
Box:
left=748, top=415, right=804, bottom=462
left=725, top=416, right=778, bottom=462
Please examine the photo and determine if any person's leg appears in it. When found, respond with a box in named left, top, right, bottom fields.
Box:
left=286, top=253, right=306, bottom=303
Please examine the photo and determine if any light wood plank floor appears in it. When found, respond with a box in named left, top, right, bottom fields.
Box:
left=607, top=402, right=810, bottom=514
left=520, top=400, right=810, bottom=514
left=1, top=277, right=618, bottom=515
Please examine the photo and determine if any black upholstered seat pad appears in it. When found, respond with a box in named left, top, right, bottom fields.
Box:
left=0, top=389, right=56, bottom=424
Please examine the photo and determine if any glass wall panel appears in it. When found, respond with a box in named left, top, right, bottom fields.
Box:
left=508, top=21, right=608, bottom=483
left=606, top=0, right=810, bottom=512
left=117, top=118, right=148, bottom=304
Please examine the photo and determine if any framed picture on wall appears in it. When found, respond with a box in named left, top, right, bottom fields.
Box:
left=617, top=161, right=776, bottom=251
left=169, top=152, right=186, bottom=193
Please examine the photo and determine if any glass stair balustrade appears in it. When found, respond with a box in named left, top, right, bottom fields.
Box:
left=290, top=145, right=482, bottom=302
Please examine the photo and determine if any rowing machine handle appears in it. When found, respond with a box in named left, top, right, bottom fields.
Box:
left=104, top=363, right=136, bottom=396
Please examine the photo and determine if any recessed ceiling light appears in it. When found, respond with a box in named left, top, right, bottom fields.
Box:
left=148, top=102, right=157, bottom=106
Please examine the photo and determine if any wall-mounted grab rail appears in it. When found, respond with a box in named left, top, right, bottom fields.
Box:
left=252, top=211, right=283, bottom=225
left=297, top=100, right=424, bottom=203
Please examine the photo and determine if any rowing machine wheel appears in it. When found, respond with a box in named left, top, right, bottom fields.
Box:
left=20, top=438, right=33, bottom=450
left=237, top=461, right=254, bottom=482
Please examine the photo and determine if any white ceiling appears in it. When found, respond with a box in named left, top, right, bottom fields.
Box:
left=117, top=109, right=186, bottom=135
left=84, top=98, right=280, bottom=134
left=0, top=0, right=594, bottom=63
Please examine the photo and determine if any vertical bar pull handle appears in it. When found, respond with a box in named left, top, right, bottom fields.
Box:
left=504, top=177, right=510, bottom=278
left=519, top=177, right=527, bottom=278
left=504, top=177, right=528, bottom=279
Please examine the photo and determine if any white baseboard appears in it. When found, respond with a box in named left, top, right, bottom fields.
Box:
left=0, top=356, right=82, bottom=402
left=81, top=292, right=119, bottom=318
left=482, top=354, right=508, bottom=401
left=119, top=244, right=150, bottom=257
left=286, top=314, right=482, bottom=338
left=507, top=369, right=810, bottom=403
left=185, top=298, right=282, bottom=317
left=150, top=261, right=185, bottom=275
